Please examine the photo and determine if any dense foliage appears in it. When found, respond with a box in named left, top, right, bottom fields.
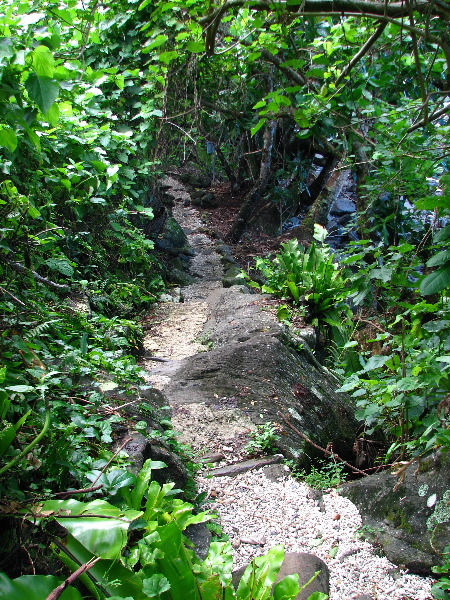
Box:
left=1, top=0, right=449, bottom=597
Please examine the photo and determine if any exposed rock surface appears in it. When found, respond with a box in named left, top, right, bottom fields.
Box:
left=340, top=452, right=450, bottom=573
left=144, top=177, right=359, bottom=466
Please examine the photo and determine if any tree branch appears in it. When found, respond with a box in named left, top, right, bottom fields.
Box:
left=6, top=260, right=70, bottom=293
left=46, top=558, right=101, bottom=600
left=335, top=22, right=387, bottom=86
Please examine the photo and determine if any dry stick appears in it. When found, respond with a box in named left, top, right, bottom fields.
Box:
left=45, top=557, right=101, bottom=600
left=90, top=437, right=132, bottom=487
left=53, top=484, right=104, bottom=498
left=0, top=286, right=26, bottom=306
left=280, top=413, right=368, bottom=476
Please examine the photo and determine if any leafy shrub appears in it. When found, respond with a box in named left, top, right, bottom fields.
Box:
left=289, top=458, right=347, bottom=490
left=244, top=422, right=279, bottom=456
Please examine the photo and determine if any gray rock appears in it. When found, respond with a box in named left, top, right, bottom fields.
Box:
left=209, top=455, right=283, bottom=477
left=184, top=523, right=212, bottom=560
left=122, top=432, right=189, bottom=490
left=261, top=463, right=290, bottom=481
left=189, top=174, right=211, bottom=188
left=222, top=265, right=244, bottom=288
left=330, top=196, right=356, bottom=215
left=339, top=452, right=450, bottom=573
left=164, top=288, right=358, bottom=467
left=232, top=552, right=329, bottom=600
left=155, top=217, right=191, bottom=256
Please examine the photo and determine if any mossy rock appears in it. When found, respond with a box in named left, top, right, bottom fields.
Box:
left=340, top=452, right=450, bottom=573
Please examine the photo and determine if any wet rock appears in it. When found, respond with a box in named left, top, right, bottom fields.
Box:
left=155, top=217, right=191, bottom=256
left=232, top=552, right=330, bottom=600
left=340, top=451, right=450, bottom=573
left=191, top=192, right=217, bottom=208
left=330, top=196, right=356, bottom=215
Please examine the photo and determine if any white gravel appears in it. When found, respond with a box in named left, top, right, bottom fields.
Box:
left=198, top=466, right=434, bottom=600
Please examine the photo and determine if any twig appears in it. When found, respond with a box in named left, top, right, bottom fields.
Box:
left=53, top=485, right=103, bottom=498
left=6, top=260, right=70, bottom=292
left=280, top=412, right=367, bottom=476
left=45, top=557, right=100, bottom=600
left=0, top=286, right=26, bottom=306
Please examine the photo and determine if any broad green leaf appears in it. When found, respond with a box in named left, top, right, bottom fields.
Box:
left=146, top=34, right=168, bottom=50
left=0, top=127, right=17, bottom=152
left=370, top=266, right=393, bottom=283
left=0, top=424, right=16, bottom=458
left=360, top=355, right=390, bottom=373
left=420, top=265, right=450, bottom=295
left=27, top=205, right=41, bottom=218
left=158, top=51, right=178, bottom=64
left=44, top=102, right=60, bottom=126
left=32, top=45, right=55, bottom=77
left=6, top=385, right=34, bottom=393
left=427, top=250, right=450, bottom=267
left=45, top=258, right=74, bottom=276
left=0, top=574, right=82, bottom=600
left=251, top=118, right=266, bottom=136
left=186, top=41, right=205, bottom=53
left=273, top=573, right=300, bottom=600
left=434, top=224, right=450, bottom=243
left=25, top=73, right=59, bottom=113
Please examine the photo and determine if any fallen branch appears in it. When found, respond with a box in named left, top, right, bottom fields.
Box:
left=53, top=485, right=103, bottom=498
left=0, top=285, right=26, bottom=306
left=6, top=260, right=70, bottom=292
left=280, top=412, right=367, bottom=476
left=45, top=557, right=100, bottom=600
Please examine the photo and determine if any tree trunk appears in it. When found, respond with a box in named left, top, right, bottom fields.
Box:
left=296, top=153, right=339, bottom=211
left=352, top=139, right=370, bottom=236
left=294, top=165, right=345, bottom=241
left=226, top=119, right=277, bottom=242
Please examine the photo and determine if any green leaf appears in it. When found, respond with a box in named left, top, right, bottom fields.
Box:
left=45, top=258, right=74, bottom=276
left=158, top=51, right=178, bottom=64
left=251, top=118, right=266, bottom=136
left=0, top=573, right=82, bottom=600
left=0, top=127, right=18, bottom=152
left=44, top=102, right=60, bottom=126
left=37, top=499, right=140, bottom=560
left=273, top=574, right=300, bottom=600
left=32, top=45, right=55, bottom=77
left=186, top=41, right=205, bottom=53
left=5, top=385, right=34, bottom=393
left=25, top=73, right=59, bottom=113
left=420, top=265, right=450, bottom=295
left=434, top=224, right=450, bottom=243
left=427, top=250, right=450, bottom=267
left=142, top=574, right=171, bottom=597
left=146, top=34, right=168, bottom=50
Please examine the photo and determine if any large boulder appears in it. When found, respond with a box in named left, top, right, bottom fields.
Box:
left=232, top=552, right=330, bottom=600
left=162, top=288, right=359, bottom=467
left=339, top=451, right=450, bottom=573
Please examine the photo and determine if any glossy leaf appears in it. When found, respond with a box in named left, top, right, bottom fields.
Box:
left=25, top=73, right=59, bottom=113
left=0, top=573, right=82, bottom=600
